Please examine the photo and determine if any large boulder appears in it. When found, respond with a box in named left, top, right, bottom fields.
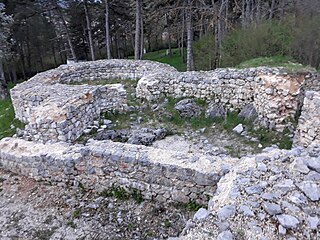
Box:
left=174, top=99, right=201, bottom=118
left=205, top=103, right=226, bottom=119
left=239, top=104, right=258, bottom=121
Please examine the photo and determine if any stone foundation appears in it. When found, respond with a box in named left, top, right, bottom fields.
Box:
left=136, top=68, right=307, bottom=131
left=10, top=60, right=176, bottom=143
left=0, top=137, right=233, bottom=204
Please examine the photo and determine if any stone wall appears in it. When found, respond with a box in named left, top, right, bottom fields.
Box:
left=294, top=91, right=320, bottom=147
left=0, top=137, right=232, bottom=204
left=137, top=68, right=307, bottom=131
left=10, top=59, right=311, bottom=142
left=10, top=60, right=176, bottom=143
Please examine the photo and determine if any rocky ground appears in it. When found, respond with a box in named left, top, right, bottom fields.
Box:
left=0, top=168, right=194, bottom=240
left=181, top=146, right=320, bottom=240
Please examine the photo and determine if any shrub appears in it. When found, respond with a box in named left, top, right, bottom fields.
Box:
left=221, top=20, right=293, bottom=67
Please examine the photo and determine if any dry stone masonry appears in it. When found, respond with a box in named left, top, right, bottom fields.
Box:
left=294, top=91, right=320, bottom=148
left=1, top=59, right=320, bottom=239
left=11, top=60, right=176, bottom=142
left=0, top=137, right=231, bottom=204
left=137, top=68, right=307, bottom=131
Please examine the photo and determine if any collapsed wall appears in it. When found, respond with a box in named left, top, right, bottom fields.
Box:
left=0, top=137, right=233, bottom=204
left=136, top=68, right=306, bottom=131
left=10, top=60, right=176, bottom=142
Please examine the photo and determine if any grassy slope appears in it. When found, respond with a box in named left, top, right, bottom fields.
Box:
left=0, top=98, right=24, bottom=139
left=237, top=55, right=316, bottom=72
left=142, top=48, right=186, bottom=72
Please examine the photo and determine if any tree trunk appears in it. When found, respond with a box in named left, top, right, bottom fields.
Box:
left=52, top=0, right=77, bottom=60
left=180, top=7, right=185, bottom=63
left=134, top=0, right=142, bottom=60
left=0, top=60, right=8, bottom=100
left=186, top=0, right=194, bottom=71
left=168, top=28, right=172, bottom=57
left=140, top=12, right=144, bottom=59
left=84, top=0, right=95, bottom=61
left=105, top=0, right=112, bottom=59
left=269, top=0, right=276, bottom=20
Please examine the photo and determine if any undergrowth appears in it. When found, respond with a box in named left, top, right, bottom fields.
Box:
left=0, top=98, right=24, bottom=140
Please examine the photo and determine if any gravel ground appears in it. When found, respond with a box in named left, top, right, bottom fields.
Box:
left=0, top=168, right=194, bottom=240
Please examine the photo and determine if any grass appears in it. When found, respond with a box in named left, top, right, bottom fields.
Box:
left=100, top=186, right=144, bottom=204
left=142, top=48, right=186, bottom=72
left=0, top=98, right=24, bottom=140
left=181, top=200, right=204, bottom=212
left=237, top=55, right=316, bottom=72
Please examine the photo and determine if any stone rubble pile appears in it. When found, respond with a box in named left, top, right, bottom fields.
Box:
left=181, top=146, right=320, bottom=239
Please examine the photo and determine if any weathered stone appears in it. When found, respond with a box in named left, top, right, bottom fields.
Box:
left=296, top=181, right=320, bottom=201
left=217, top=205, right=236, bottom=220
left=193, top=208, right=210, bottom=221
left=239, top=104, right=258, bottom=121
left=239, top=205, right=255, bottom=217
left=262, top=202, right=282, bottom=215
left=205, top=103, right=226, bottom=119
left=233, top=124, right=244, bottom=134
left=305, top=158, right=320, bottom=173
left=217, top=230, right=234, bottom=240
left=277, top=214, right=300, bottom=229
left=307, top=216, right=319, bottom=230
left=174, top=99, right=202, bottom=118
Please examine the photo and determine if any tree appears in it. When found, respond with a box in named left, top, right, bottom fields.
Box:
left=84, top=0, right=95, bottom=60
left=186, top=0, right=194, bottom=71
left=105, top=0, right=112, bottom=59
left=0, top=3, right=12, bottom=99
left=134, top=0, right=143, bottom=60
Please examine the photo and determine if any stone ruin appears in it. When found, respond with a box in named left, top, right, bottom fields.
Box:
left=0, top=59, right=319, bottom=239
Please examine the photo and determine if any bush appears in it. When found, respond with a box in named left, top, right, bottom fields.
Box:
left=193, top=33, right=216, bottom=70
left=291, top=16, right=320, bottom=69
left=221, top=21, right=293, bottom=67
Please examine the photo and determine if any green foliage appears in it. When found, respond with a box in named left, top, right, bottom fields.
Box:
left=142, top=48, right=186, bottom=72
left=0, top=98, right=24, bottom=140
left=221, top=21, right=293, bottom=67
left=291, top=16, right=320, bottom=68
left=131, top=189, right=144, bottom=204
left=237, top=56, right=315, bottom=72
left=222, top=112, right=245, bottom=130
left=182, top=200, right=204, bottom=211
left=100, top=186, right=144, bottom=204
left=193, top=33, right=215, bottom=70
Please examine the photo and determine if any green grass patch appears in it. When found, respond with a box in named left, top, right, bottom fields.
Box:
left=0, top=98, right=24, bottom=140
left=181, top=200, right=204, bottom=212
left=237, top=56, right=315, bottom=72
left=100, top=186, right=144, bottom=204
left=142, top=48, right=186, bottom=72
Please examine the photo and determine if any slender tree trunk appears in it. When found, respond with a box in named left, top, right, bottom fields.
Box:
left=269, top=0, right=276, bottom=20
left=52, top=0, right=77, bottom=60
left=0, top=59, right=8, bottom=99
left=140, top=13, right=144, bottom=59
left=84, top=0, right=95, bottom=61
left=186, top=0, right=194, bottom=71
left=0, top=61, right=5, bottom=85
left=168, top=28, right=172, bottom=57
left=105, top=0, right=112, bottom=59
left=134, top=0, right=142, bottom=60
left=180, top=7, right=185, bottom=63
left=51, top=43, right=57, bottom=66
